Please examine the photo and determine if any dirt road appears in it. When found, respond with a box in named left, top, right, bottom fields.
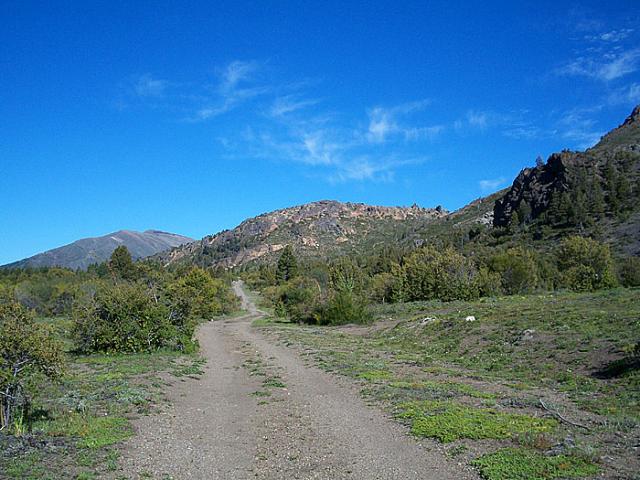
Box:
left=120, top=281, right=477, bottom=479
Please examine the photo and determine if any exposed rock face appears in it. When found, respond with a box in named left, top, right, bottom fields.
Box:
left=3, top=230, right=194, bottom=270
left=159, top=200, right=448, bottom=269
left=494, top=151, right=575, bottom=227
left=493, top=104, right=640, bottom=228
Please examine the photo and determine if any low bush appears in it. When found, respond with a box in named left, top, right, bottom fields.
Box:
left=556, top=236, right=617, bottom=291
left=73, top=283, right=185, bottom=353
left=0, top=303, right=65, bottom=430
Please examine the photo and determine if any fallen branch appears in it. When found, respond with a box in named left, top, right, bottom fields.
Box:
left=539, top=399, right=590, bottom=431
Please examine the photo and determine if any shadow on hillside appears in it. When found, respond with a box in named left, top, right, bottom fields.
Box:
left=593, top=355, right=640, bottom=379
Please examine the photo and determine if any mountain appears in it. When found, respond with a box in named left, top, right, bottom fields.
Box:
left=493, top=105, right=640, bottom=254
left=160, top=105, right=640, bottom=270
left=3, top=230, right=194, bottom=270
left=157, top=200, right=448, bottom=268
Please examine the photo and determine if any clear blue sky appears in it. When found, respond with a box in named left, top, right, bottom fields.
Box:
left=1, top=1, right=639, bottom=264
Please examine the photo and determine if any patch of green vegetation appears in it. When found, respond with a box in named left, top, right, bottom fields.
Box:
left=3, top=451, right=53, bottom=480
left=472, top=447, right=599, bottom=480
left=251, top=390, right=272, bottom=397
left=34, top=413, right=132, bottom=448
left=358, top=369, right=392, bottom=381
left=252, top=315, right=293, bottom=327
left=389, top=380, right=495, bottom=399
left=263, top=377, right=286, bottom=388
left=171, top=356, right=206, bottom=378
left=397, top=401, right=556, bottom=443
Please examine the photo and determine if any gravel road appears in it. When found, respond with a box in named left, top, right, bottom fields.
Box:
left=119, top=281, right=478, bottom=480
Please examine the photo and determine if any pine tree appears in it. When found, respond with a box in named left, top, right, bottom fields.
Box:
left=508, top=211, right=520, bottom=233
left=589, top=179, right=606, bottom=219
left=275, top=245, right=298, bottom=284
left=108, top=246, right=136, bottom=281
left=604, top=160, right=620, bottom=214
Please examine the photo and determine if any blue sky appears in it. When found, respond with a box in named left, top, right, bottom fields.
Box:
left=1, top=1, right=639, bottom=264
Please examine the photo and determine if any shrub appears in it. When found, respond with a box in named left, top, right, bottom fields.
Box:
left=402, top=246, right=479, bottom=301
left=317, top=289, right=372, bottom=326
left=474, top=267, right=503, bottom=297
left=368, top=272, right=397, bottom=303
left=618, top=256, right=640, bottom=287
left=0, top=303, right=65, bottom=431
left=488, top=248, right=539, bottom=295
left=556, top=236, right=617, bottom=291
left=276, top=276, right=320, bottom=323
left=73, top=283, right=180, bottom=353
left=167, top=267, right=238, bottom=322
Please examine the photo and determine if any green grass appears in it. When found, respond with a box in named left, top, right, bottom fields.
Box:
left=3, top=452, right=53, bottom=480
left=34, top=413, right=132, bottom=448
left=259, top=288, right=639, bottom=478
left=472, top=448, right=599, bottom=480
left=397, top=401, right=556, bottom=443
left=1, top=326, right=202, bottom=479
left=358, top=369, right=392, bottom=381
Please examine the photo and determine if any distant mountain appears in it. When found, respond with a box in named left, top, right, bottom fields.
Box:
left=493, top=104, right=640, bottom=254
left=3, top=230, right=194, bottom=270
left=156, top=200, right=448, bottom=268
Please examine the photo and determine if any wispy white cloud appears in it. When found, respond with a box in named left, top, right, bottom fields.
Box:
left=585, top=28, right=634, bottom=43
left=607, top=82, right=640, bottom=106
left=269, top=95, right=319, bottom=117
left=556, top=108, right=604, bottom=149
left=193, top=60, right=270, bottom=120
left=479, top=177, right=506, bottom=193
left=134, top=74, right=168, bottom=97
left=365, top=100, right=440, bottom=143
left=557, top=48, right=640, bottom=81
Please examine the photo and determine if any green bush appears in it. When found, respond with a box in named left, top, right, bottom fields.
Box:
left=1, top=303, right=65, bottom=430
left=618, top=256, right=640, bottom=287
left=488, top=248, right=539, bottom=295
left=402, top=246, right=479, bottom=301
left=556, top=236, right=618, bottom=291
left=167, top=267, right=238, bottom=322
left=276, top=276, right=320, bottom=323
left=73, top=283, right=181, bottom=353
left=317, top=289, right=371, bottom=326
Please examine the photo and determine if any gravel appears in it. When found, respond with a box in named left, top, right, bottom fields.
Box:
left=118, top=282, right=478, bottom=480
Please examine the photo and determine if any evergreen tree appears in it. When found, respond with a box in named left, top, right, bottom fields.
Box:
left=508, top=211, right=520, bottom=233
left=108, top=246, right=136, bottom=281
left=589, top=179, right=606, bottom=219
left=275, top=245, right=298, bottom=284
left=604, top=160, right=620, bottom=213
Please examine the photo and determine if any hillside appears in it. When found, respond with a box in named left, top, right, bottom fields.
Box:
left=3, top=230, right=194, bottom=270
left=493, top=105, right=640, bottom=254
left=158, top=200, right=449, bottom=268
left=133, top=106, right=640, bottom=271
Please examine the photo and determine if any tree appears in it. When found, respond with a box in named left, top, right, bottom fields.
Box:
left=167, top=267, right=238, bottom=322
left=508, top=211, right=521, bottom=233
left=488, top=248, right=539, bottom=295
left=618, top=256, right=640, bottom=287
left=275, top=245, right=298, bottom=284
left=556, top=236, right=618, bottom=291
left=535, top=155, right=545, bottom=168
left=402, top=246, right=478, bottom=301
left=108, top=246, right=136, bottom=281
left=1, top=303, right=65, bottom=431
